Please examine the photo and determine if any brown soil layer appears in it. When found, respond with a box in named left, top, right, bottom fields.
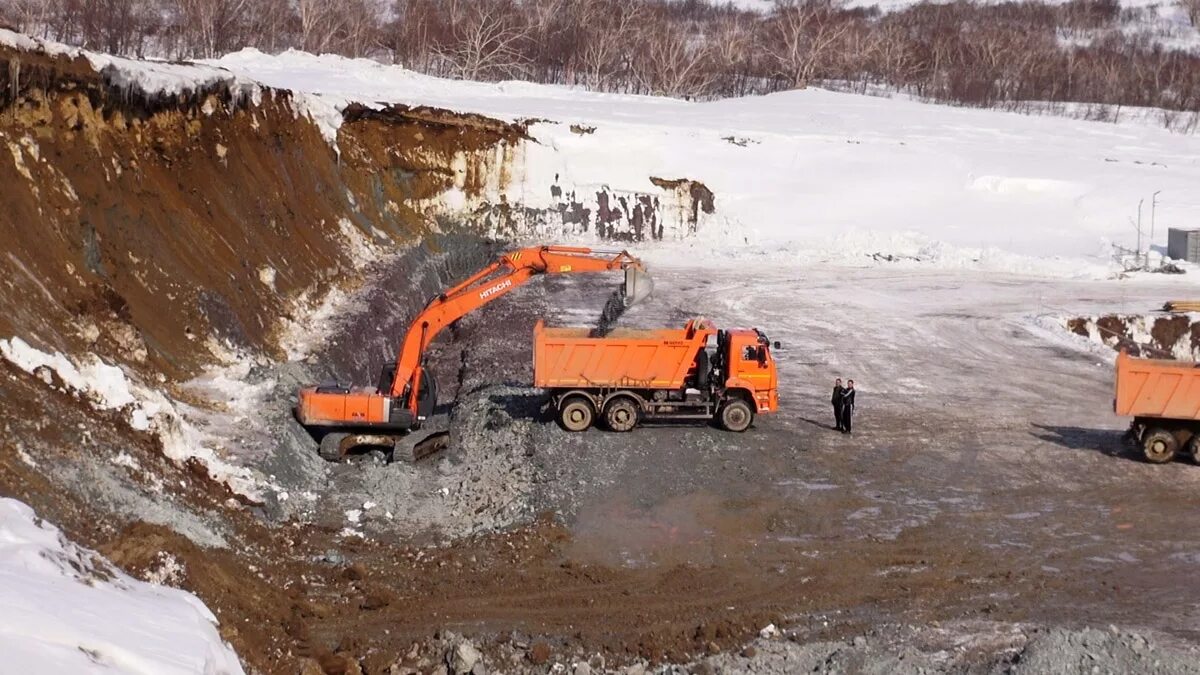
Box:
left=1067, top=314, right=1200, bottom=358
left=0, top=42, right=525, bottom=380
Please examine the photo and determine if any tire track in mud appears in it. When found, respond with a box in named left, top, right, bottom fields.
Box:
left=11, top=256, right=1200, bottom=672
left=589, top=264, right=1200, bottom=643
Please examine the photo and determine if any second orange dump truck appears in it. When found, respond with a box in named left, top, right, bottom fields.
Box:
left=534, top=318, right=779, bottom=432
left=1115, top=350, right=1200, bottom=463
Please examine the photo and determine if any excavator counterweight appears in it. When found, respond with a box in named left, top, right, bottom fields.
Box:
left=296, top=245, right=650, bottom=461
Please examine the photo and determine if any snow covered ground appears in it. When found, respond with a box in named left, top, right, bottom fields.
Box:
left=7, top=27, right=1199, bottom=280
left=205, top=48, right=1200, bottom=280
left=0, top=336, right=268, bottom=500
left=0, top=499, right=243, bottom=674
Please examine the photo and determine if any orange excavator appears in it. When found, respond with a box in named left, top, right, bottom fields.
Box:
left=295, top=245, right=652, bottom=461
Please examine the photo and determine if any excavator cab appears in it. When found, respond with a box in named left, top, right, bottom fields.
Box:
left=374, top=365, right=435, bottom=419
left=415, top=370, right=437, bottom=420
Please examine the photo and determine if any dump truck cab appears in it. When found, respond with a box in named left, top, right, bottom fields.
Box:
left=720, top=328, right=779, bottom=414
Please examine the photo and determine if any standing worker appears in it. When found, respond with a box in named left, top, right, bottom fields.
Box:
left=831, top=378, right=845, bottom=431
left=841, top=380, right=856, bottom=434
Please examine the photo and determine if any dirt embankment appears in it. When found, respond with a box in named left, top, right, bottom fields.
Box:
left=0, top=43, right=530, bottom=672
left=1067, top=314, right=1200, bottom=359
left=0, top=43, right=524, bottom=380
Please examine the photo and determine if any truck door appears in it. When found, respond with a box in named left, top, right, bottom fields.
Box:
left=736, top=340, right=776, bottom=412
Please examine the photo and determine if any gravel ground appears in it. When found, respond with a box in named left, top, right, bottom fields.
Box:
left=149, top=253, right=1200, bottom=669
left=691, top=623, right=1200, bottom=675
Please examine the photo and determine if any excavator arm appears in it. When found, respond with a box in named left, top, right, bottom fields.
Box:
left=392, top=246, right=648, bottom=413
left=296, top=245, right=651, bottom=444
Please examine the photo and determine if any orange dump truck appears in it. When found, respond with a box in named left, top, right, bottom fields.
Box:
left=533, top=318, right=779, bottom=432
left=1115, top=350, right=1200, bottom=463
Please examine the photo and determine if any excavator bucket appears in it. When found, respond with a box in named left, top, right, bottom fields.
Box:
left=622, top=266, right=654, bottom=307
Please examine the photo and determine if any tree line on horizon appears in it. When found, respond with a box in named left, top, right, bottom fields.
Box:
left=2, top=0, right=1199, bottom=126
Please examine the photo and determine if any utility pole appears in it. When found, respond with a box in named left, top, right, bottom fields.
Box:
left=1138, top=198, right=1145, bottom=268
left=1151, top=190, right=1162, bottom=248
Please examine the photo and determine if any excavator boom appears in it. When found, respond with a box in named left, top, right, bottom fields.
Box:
left=295, top=245, right=650, bottom=461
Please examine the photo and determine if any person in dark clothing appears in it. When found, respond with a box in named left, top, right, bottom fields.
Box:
left=831, top=378, right=845, bottom=431
left=841, top=380, right=856, bottom=434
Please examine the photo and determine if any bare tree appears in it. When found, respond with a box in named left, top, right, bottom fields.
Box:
left=175, top=0, right=251, bottom=58
left=435, top=0, right=529, bottom=80
left=575, top=0, right=643, bottom=89
left=244, top=0, right=294, bottom=54
left=632, top=19, right=715, bottom=97
left=298, top=0, right=344, bottom=54
left=708, top=15, right=753, bottom=95
left=766, top=0, right=851, bottom=88
left=1184, top=0, right=1200, bottom=27
left=1, top=0, right=57, bottom=37
left=75, top=0, right=160, bottom=56
left=2, top=0, right=1199, bottom=126
left=340, top=0, right=385, bottom=58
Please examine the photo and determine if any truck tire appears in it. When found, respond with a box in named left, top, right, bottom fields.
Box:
left=1142, top=428, right=1178, bottom=464
left=604, top=397, right=639, bottom=432
left=1187, top=435, right=1200, bottom=465
left=559, top=396, right=595, bottom=432
left=719, top=399, right=754, bottom=432
left=318, top=432, right=351, bottom=461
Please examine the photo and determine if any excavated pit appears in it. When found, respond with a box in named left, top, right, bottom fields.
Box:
left=0, top=40, right=768, bottom=672
left=8, top=37, right=1200, bottom=675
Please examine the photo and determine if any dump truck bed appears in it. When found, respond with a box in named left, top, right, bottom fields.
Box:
left=533, top=320, right=710, bottom=390
left=1115, top=350, right=1200, bottom=420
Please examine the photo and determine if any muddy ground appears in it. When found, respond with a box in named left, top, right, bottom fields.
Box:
left=288, top=261, right=1200, bottom=671
left=13, top=257, right=1200, bottom=674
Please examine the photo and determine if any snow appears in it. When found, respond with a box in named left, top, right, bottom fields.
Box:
left=0, top=336, right=265, bottom=499
left=203, top=48, right=1200, bottom=280
left=277, top=282, right=373, bottom=362
left=5, top=28, right=1199, bottom=279
left=692, top=0, right=776, bottom=11
left=0, top=498, right=243, bottom=675
left=0, top=336, right=140, bottom=415
left=839, top=0, right=1200, bottom=16
left=0, top=28, right=257, bottom=100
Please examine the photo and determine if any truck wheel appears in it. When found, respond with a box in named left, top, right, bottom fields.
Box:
left=1187, top=436, right=1200, bottom=465
left=720, top=399, right=754, bottom=432
left=604, top=398, right=639, bottom=432
left=559, top=397, right=595, bottom=432
left=1142, top=428, right=1179, bottom=464
left=318, top=432, right=351, bottom=461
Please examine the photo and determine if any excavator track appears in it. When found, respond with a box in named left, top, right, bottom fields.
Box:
left=393, top=414, right=451, bottom=463
left=317, top=432, right=352, bottom=461
left=317, top=416, right=451, bottom=463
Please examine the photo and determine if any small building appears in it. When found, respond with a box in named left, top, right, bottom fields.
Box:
left=1167, top=228, right=1200, bottom=263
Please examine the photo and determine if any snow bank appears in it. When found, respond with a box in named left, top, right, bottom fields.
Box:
left=10, top=28, right=1200, bottom=280
left=0, top=498, right=243, bottom=675
left=206, top=48, right=1200, bottom=280
left=0, top=336, right=264, bottom=499
left=1, top=336, right=143, bottom=423
left=0, top=28, right=258, bottom=101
